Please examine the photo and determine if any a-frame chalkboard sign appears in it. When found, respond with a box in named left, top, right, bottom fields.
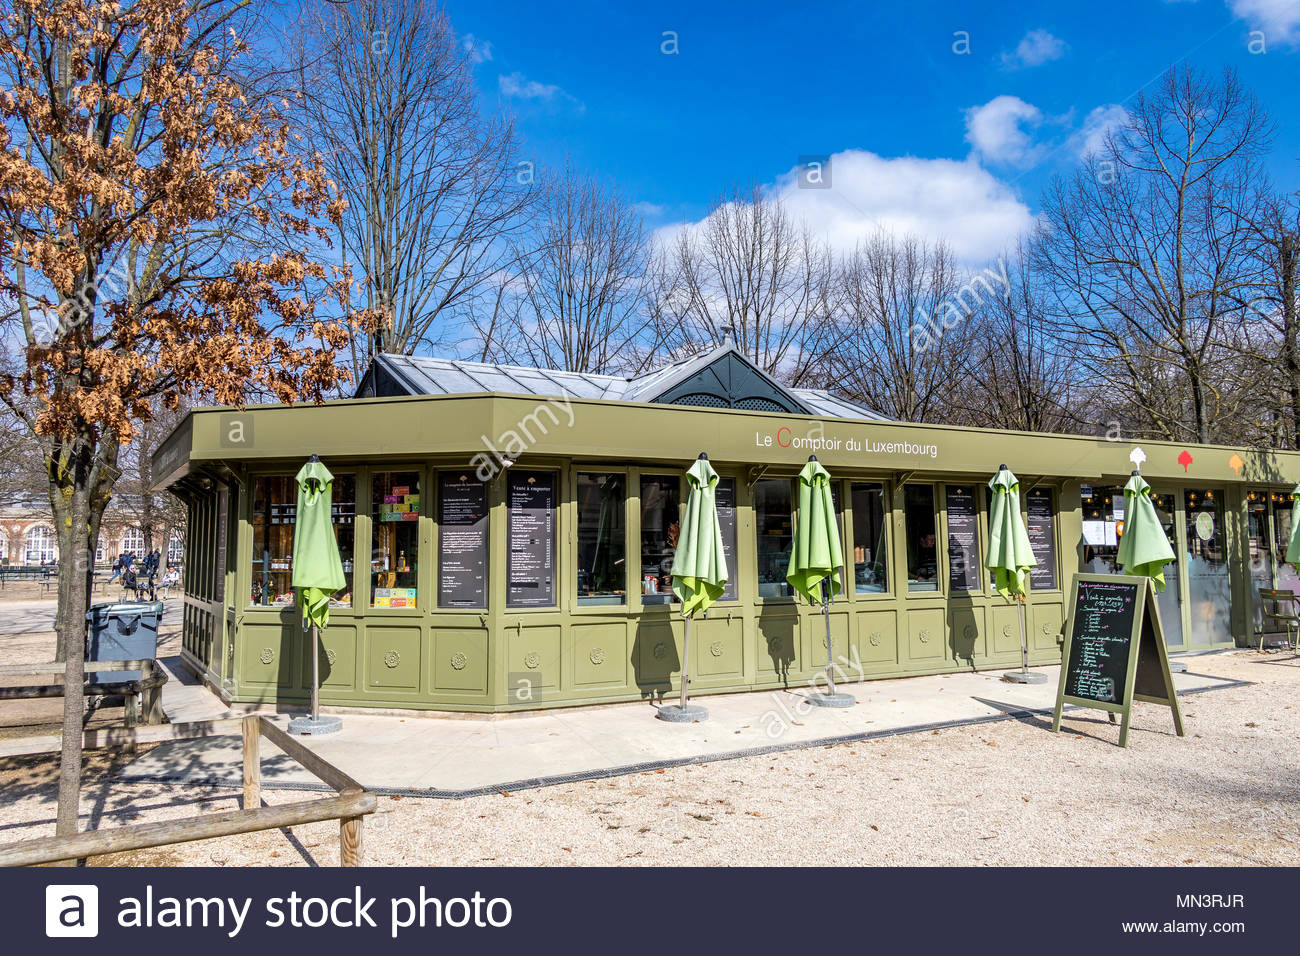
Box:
left=1050, top=573, right=1185, bottom=748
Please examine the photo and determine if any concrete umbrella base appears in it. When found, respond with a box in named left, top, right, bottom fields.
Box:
left=805, top=692, right=856, bottom=708
left=1168, top=660, right=1188, bottom=673
left=1002, top=670, right=1048, bottom=685
left=288, top=714, right=343, bottom=735
left=656, top=704, right=709, bottom=723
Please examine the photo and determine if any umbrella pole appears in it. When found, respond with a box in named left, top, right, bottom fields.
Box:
left=681, top=614, right=691, bottom=712
left=311, top=623, right=320, bottom=720
left=823, top=594, right=835, bottom=696
left=1017, top=596, right=1028, bottom=674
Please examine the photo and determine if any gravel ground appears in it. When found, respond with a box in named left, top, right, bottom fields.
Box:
left=2, top=649, right=1297, bottom=867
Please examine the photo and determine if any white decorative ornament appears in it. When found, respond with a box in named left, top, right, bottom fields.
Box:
left=1129, top=447, right=1146, bottom=469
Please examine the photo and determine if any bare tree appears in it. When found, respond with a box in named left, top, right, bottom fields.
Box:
left=296, top=0, right=532, bottom=359
left=113, top=399, right=189, bottom=565
left=1233, top=192, right=1300, bottom=448
left=488, top=161, right=648, bottom=373
left=645, top=186, right=836, bottom=383
left=820, top=232, right=968, bottom=422
left=953, top=245, right=1085, bottom=433
left=1034, top=66, right=1272, bottom=444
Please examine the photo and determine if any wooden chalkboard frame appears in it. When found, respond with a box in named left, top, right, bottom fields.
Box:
left=1051, top=572, right=1185, bottom=748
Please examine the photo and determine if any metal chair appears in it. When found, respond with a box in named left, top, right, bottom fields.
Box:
left=1257, top=588, right=1300, bottom=652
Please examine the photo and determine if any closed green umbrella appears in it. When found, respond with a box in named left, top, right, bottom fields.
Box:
left=1284, top=483, right=1300, bottom=573
left=986, top=465, right=1042, bottom=683
left=786, top=456, right=852, bottom=705
left=1116, top=471, right=1175, bottom=591
left=291, top=455, right=346, bottom=733
left=660, top=453, right=727, bottom=721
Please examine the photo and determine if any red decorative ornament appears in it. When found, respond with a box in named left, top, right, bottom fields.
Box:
left=1177, top=450, right=1193, bottom=472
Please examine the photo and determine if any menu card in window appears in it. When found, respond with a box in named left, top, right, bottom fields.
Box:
left=438, top=473, right=489, bottom=608
left=507, top=471, right=556, bottom=608
left=717, top=477, right=738, bottom=602
left=1026, top=488, right=1057, bottom=590
left=946, top=485, right=980, bottom=590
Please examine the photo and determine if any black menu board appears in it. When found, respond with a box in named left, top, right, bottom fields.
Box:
left=717, top=477, right=738, bottom=602
left=438, top=473, right=489, bottom=608
left=1063, top=577, right=1139, bottom=703
left=1052, top=573, right=1184, bottom=748
left=507, top=471, right=556, bottom=608
left=1026, top=488, right=1057, bottom=590
left=946, top=485, right=980, bottom=591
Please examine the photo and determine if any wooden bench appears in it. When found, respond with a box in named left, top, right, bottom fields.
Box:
left=0, top=566, right=54, bottom=590
left=0, top=658, right=167, bottom=727
left=1257, top=588, right=1300, bottom=651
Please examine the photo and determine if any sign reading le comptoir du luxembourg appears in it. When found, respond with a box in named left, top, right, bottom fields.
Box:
left=754, top=427, right=939, bottom=460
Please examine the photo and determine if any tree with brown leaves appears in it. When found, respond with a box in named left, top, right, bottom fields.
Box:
left=0, top=0, right=370, bottom=840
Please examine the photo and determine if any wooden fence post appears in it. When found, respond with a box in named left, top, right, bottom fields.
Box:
left=340, top=815, right=363, bottom=866
left=242, top=715, right=260, bottom=811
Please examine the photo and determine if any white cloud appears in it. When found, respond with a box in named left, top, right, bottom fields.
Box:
left=1228, top=0, right=1300, bottom=44
left=659, top=150, right=1035, bottom=266
left=498, top=72, right=584, bottom=112
left=1072, top=103, right=1128, bottom=158
left=1000, top=29, right=1068, bottom=69
left=964, top=95, right=1045, bottom=167
left=462, top=34, right=492, bottom=64
left=632, top=201, right=665, bottom=218
left=498, top=72, right=560, bottom=100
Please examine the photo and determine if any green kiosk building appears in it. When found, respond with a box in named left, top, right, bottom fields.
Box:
left=153, top=344, right=1300, bottom=713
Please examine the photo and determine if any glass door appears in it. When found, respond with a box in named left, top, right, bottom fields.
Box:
left=1273, top=491, right=1300, bottom=595
left=1150, top=491, right=1184, bottom=647
left=1247, top=491, right=1274, bottom=633
left=1184, top=488, right=1231, bottom=646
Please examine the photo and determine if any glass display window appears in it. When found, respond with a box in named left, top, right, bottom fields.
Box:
left=371, top=471, right=420, bottom=608
left=640, top=474, right=680, bottom=605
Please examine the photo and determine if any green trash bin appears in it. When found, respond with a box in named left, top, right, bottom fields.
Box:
left=85, top=601, right=163, bottom=684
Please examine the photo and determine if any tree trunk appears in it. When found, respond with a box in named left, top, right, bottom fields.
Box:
left=1281, top=232, right=1300, bottom=450
left=48, top=431, right=115, bottom=842
left=1187, top=361, right=1210, bottom=445
left=51, top=461, right=89, bottom=837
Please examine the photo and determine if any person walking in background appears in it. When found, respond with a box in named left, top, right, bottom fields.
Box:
left=108, top=551, right=125, bottom=583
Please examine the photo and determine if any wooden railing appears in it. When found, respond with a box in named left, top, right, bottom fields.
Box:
left=0, top=658, right=166, bottom=727
left=0, top=714, right=376, bottom=867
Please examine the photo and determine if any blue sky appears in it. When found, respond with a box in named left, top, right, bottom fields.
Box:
left=444, top=0, right=1300, bottom=264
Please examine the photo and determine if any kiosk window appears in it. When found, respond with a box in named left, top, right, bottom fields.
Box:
left=755, top=478, right=793, bottom=598
left=251, top=474, right=354, bottom=608
left=852, top=482, right=888, bottom=594
left=577, top=473, right=626, bottom=605
left=640, top=475, right=679, bottom=605
left=904, top=484, right=939, bottom=592
left=371, top=471, right=419, bottom=608
left=1080, top=484, right=1123, bottom=575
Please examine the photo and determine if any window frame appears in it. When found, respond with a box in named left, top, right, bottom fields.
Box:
left=902, top=482, right=941, bottom=596
left=848, top=479, right=892, bottom=598
left=574, top=469, right=630, bottom=609
left=366, top=466, right=423, bottom=613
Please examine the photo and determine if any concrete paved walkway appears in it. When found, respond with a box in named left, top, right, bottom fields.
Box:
left=114, top=660, right=1243, bottom=798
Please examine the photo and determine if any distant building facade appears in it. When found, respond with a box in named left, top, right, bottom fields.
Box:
left=0, top=498, right=183, bottom=567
